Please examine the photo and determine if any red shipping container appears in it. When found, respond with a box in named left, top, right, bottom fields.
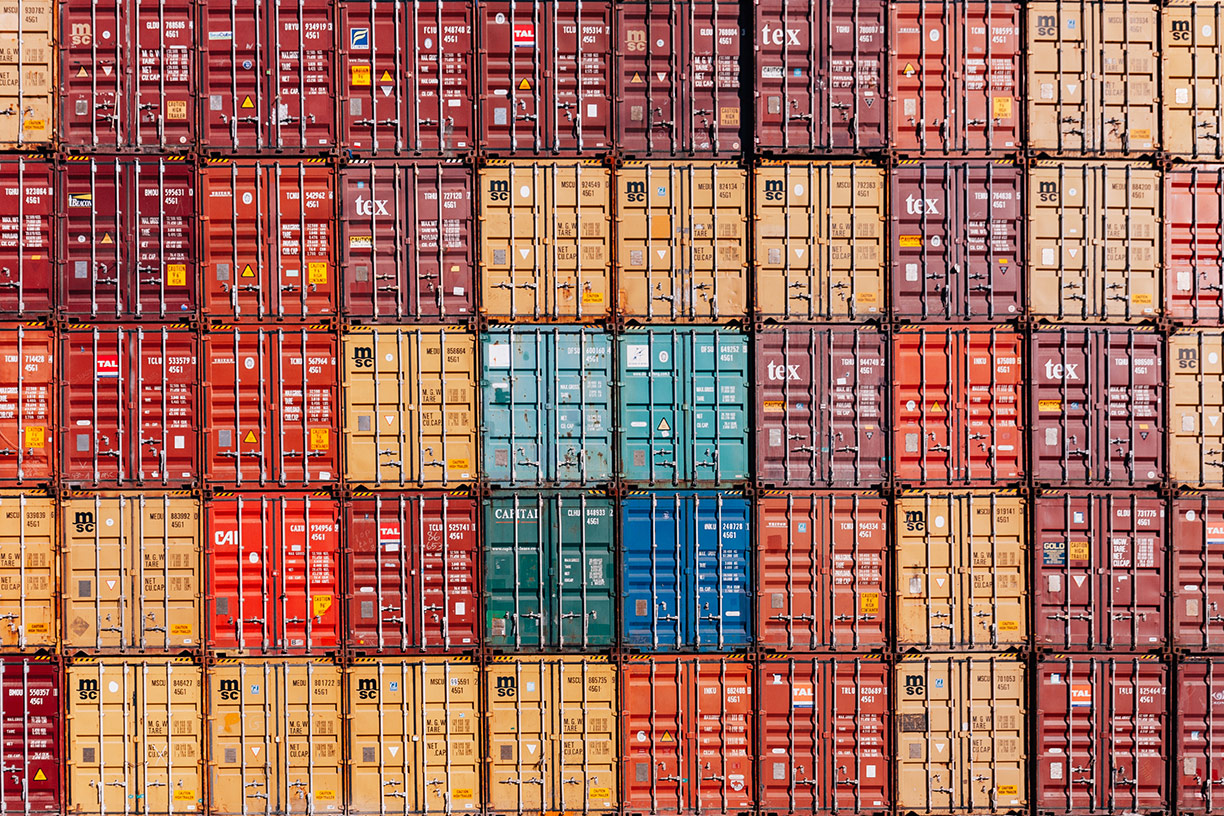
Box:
left=1034, top=491, right=1166, bottom=651
left=1036, top=657, right=1168, bottom=815
left=1167, top=166, right=1224, bottom=324
left=1173, top=496, right=1224, bottom=651
left=339, top=160, right=474, bottom=321
left=0, top=158, right=53, bottom=317
left=200, top=0, right=336, bottom=152
left=1031, top=329, right=1164, bottom=486
left=207, top=493, right=339, bottom=654
left=621, top=656, right=754, bottom=814
left=0, top=325, right=53, bottom=486
left=347, top=492, right=479, bottom=653
left=479, top=2, right=613, bottom=155
left=201, top=160, right=335, bottom=321
left=338, top=0, right=475, bottom=156
left=615, top=1, right=742, bottom=156
left=61, top=325, right=198, bottom=488
left=1178, top=657, right=1224, bottom=814
left=893, top=328, right=1024, bottom=486
left=757, top=492, right=887, bottom=651
left=59, top=0, right=195, bottom=150
left=60, top=156, right=196, bottom=320
left=0, top=657, right=60, bottom=813
left=203, top=329, right=338, bottom=488
left=758, top=656, right=890, bottom=815
left=754, top=1, right=886, bottom=154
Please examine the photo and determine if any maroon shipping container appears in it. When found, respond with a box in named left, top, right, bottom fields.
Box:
left=753, top=1, right=886, bottom=154
left=60, top=325, right=198, bottom=488
left=0, top=158, right=53, bottom=317
left=757, top=492, right=887, bottom=651
left=201, top=160, right=335, bottom=321
left=0, top=325, right=53, bottom=487
left=1031, top=329, right=1165, bottom=486
left=60, top=156, right=196, bottom=320
left=59, top=0, right=195, bottom=150
left=338, top=0, right=475, bottom=156
left=207, top=493, right=340, bottom=654
left=203, top=329, right=339, bottom=488
left=891, top=1, right=1021, bottom=155
left=1036, top=657, right=1168, bottom=815
left=615, top=1, right=742, bottom=156
left=1173, top=496, right=1224, bottom=651
left=339, top=160, right=474, bottom=321
left=1178, top=657, right=1224, bottom=814
left=347, top=492, right=479, bottom=653
left=0, top=658, right=60, bottom=813
left=1034, top=491, right=1166, bottom=651
left=200, top=0, right=336, bottom=152
left=1167, top=166, right=1224, bottom=324
left=891, top=160, right=1022, bottom=320
left=479, top=1, right=613, bottom=155
left=758, top=656, right=890, bottom=815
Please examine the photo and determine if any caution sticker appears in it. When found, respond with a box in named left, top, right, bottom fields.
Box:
left=582, top=291, right=604, bottom=304
left=240, top=95, right=255, bottom=109
left=166, top=100, right=187, bottom=120
left=351, top=65, right=371, bottom=86
left=899, top=235, right=923, bottom=248
left=173, top=790, right=195, bottom=801
left=243, top=430, right=258, bottom=445
left=762, top=400, right=785, bottom=413
left=1068, top=540, right=1089, bottom=561
left=167, top=264, right=187, bottom=286
left=720, top=107, right=740, bottom=127
left=1132, top=292, right=1153, bottom=305
left=998, top=620, right=1019, bottom=631
left=998, top=785, right=1018, bottom=796
left=1038, top=399, right=1062, bottom=412
left=313, top=595, right=333, bottom=617
left=860, top=592, right=880, bottom=614
left=308, top=262, right=328, bottom=284
left=518, top=78, right=532, bottom=90
left=240, top=263, right=255, bottom=278
left=314, top=790, right=336, bottom=801
left=26, top=623, right=46, bottom=634
left=992, top=96, right=1013, bottom=118
left=24, top=427, right=44, bottom=449
left=857, top=291, right=878, bottom=303
left=171, top=624, right=193, bottom=635
left=379, top=70, right=393, bottom=83
left=656, top=418, right=671, bottom=433
left=23, top=120, right=46, bottom=131
left=590, top=788, right=612, bottom=799
left=309, top=428, right=330, bottom=451
left=902, top=62, right=917, bottom=76
left=452, top=789, right=473, bottom=800
left=448, top=458, right=470, bottom=471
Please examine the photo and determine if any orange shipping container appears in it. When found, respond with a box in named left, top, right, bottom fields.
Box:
left=1163, top=3, right=1224, bottom=159
left=0, top=491, right=54, bottom=649
left=1170, top=329, right=1224, bottom=487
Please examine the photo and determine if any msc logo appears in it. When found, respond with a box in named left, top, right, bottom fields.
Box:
left=1179, top=346, right=1199, bottom=370
left=624, top=181, right=647, bottom=204
left=352, top=346, right=374, bottom=369
left=903, top=674, right=926, bottom=696
left=1037, top=180, right=1058, bottom=202
left=1034, top=15, right=1058, bottom=36
left=219, top=679, right=240, bottom=701
left=903, top=510, right=925, bottom=532
left=70, top=22, right=92, bottom=46
left=357, top=678, right=378, bottom=700
left=488, top=179, right=510, bottom=202
left=624, top=28, right=646, bottom=52
left=763, top=179, right=785, bottom=202
left=350, top=27, right=370, bottom=49
left=1171, top=19, right=1191, bottom=41
left=78, top=678, right=98, bottom=700
left=73, top=511, right=96, bottom=534
left=495, top=675, right=517, bottom=698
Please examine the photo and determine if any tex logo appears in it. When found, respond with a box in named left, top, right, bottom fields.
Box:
left=350, top=27, right=369, bottom=49
left=96, top=354, right=120, bottom=378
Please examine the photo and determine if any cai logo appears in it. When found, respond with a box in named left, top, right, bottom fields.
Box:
left=350, top=28, right=369, bottom=49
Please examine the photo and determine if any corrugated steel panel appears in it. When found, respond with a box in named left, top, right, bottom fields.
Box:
left=0, top=0, right=53, bottom=148
left=1173, top=496, right=1224, bottom=651
left=1178, top=657, right=1224, bottom=814
left=1170, top=330, right=1224, bottom=487
left=1163, top=3, right=1224, bottom=159
left=0, top=657, right=59, bottom=812
left=1167, top=165, right=1224, bottom=324
left=0, top=325, right=53, bottom=486
left=0, top=492, right=55, bottom=650
left=0, top=157, right=54, bottom=316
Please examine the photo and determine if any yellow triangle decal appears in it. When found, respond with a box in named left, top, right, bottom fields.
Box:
left=241, top=264, right=254, bottom=278
left=76, top=66, right=88, bottom=78
left=518, top=78, right=531, bottom=90
left=657, top=418, right=670, bottom=432
left=931, top=402, right=943, bottom=413
left=243, top=430, right=257, bottom=444
left=379, top=70, right=392, bottom=83
left=631, top=72, right=643, bottom=83
left=101, top=232, right=113, bottom=245
left=241, top=95, right=254, bottom=109
left=661, top=730, right=673, bottom=742
left=903, top=63, right=916, bottom=76
left=33, top=769, right=45, bottom=781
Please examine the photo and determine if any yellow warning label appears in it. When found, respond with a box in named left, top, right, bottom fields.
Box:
left=309, top=428, right=330, bottom=451
left=1038, top=399, right=1062, bottom=412
left=518, top=78, right=531, bottom=90
left=1069, top=540, right=1089, bottom=561
left=243, top=430, right=258, bottom=444
left=33, top=769, right=46, bottom=782
left=631, top=72, right=643, bottom=83
left=857, top=291, right=878, bottom=303
left=351, top=65, right=371, bottom=86
left=312, top=595, right=333, bottom=617
left=76, top=66, right=88, bottom=77
left=1130, top=128, right=1152, bottom=140
left=167, top=264, right=187, bottom=286
left=379, top=70, right=393, bottom=83
left=166, top=100, right=187, bottom=120
left=170, top=624, right=192, bottom=635
left=241, top=95, right=254, bottom=109
left=172, top=791, right=195, bottom=802
left=23, top=120, right=45, bottom=131
left=448, top=458, right=470, bottom=471
left=241, top=264, right=255, bottom=278
left=902, top=62, right=917, bottom=76
left=657, top=418, right=671, bottom=432
left=763, top=400, right=785, bottom=413
left=1132, top=292, right=1153, bottom=305
left=860, top=592, right=880, bottom=614
left=899, top=235, right=923, bottom=248
left=308, top=262, right=328, bottom=284
left=998, top=785, right=1018, bottom=796
left=452, top=789, right=473, bottom=800
left=992, top=96, right=1013, bottom=118
left=101, top=233, right=113, bottom=245
left=314, top=790, right=336, bottom=801
left=582, top=291, right=604, bottom=304
left=591, top=788, right=612, bottom=799
left=26, top=623, right=46, bottom=633
left=720, top=107, right=740, bottom=127
left=661, top=730, right=674, bottom=742
left=930, top=402, right=943, bottom=413
left=24, top=426, right=44, bottom=449
left=999, top=620, right=1019, bottom=631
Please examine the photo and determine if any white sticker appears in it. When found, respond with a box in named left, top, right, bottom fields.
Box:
left=1042, top=247, right=1055, bottom=266
left=1177, top=88, right=1190, bottom=105
left=626, top=345, right=649, bottom=368
left=906, top=263, right=918, bottom=282
left=488, top=343, right=510, bottom=369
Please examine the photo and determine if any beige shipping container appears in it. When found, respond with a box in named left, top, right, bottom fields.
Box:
left=895, top=654, right=1026, bottom=813
left=486, top=657, right=617, bottom=813
left=0, top=491, right=54, bottom=649
left=1170, top=329, right=1224, bottom=487
left=0, top=1, right=53, bottom=147
left=755, top=161, right=885, bottom=321
left=1028, top=161, right=1160, bottom=321
left=348, top=658, right=480, bottom=814
left=1028, top=2, right=1159, bottom=154
left=68, top=658, right=204, bottom=814
left=63, top=493, right=200, bottom=654
left=617, top=161, right=748, bottom=321
left=1163, top=3, right=1224, bottom=158
left=342, top=326, right=476, bottom=487
left=480, top=160, right=612, bottom=321
left=209, top=659, right=343, bottom=815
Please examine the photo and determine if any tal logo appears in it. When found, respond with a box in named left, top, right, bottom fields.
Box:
left=96, top=355, right=120, bottom=378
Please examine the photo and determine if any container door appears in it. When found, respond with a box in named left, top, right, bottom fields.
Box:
left=1170, top=331, right=1224, bottom=487
left=1167, top=167, right=1224, bottom=323
left=208, top=498, right=274, bottom=653
left=63, top=495, right=130, bottom=651
left=0, top=326, right=52, bottom=485
left=556, top=496, right=614, bottom=648
left=691, top=495, right=751, bottom=649
left=0, top=158, right=54, bottom=315
left=622, top=659, right=687, bottom=811
left=553, top=660, right=618, bottom=811
left=487, top=661, right=548, bottom=811
left=622, top=495, right=684, bottom=649
left=485, top=494, right=547, bottom=649
left=0, top=494, right=55, bottom=649
left=277, top=497, right=340, bottom=652
left=209, top=662, right=276, bottom=813
left=2, top=659, right=60, bottom=812
left=281, top=663, right=343, bottom=812
left=1173, top=497, right=1224, bottom=650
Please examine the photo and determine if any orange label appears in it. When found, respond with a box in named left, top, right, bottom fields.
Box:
left=312, top=595, right=333, bottom=617
left=720, top=107, right=740, bottom=127
left=308, top=262, right=328, bottom=284
left=26, top=623, right=46, bottom=633
left=763, top=400, right=785, bottom=413
left=856, top=291, right=878, bottom=303
left=1038, top=399, right=1062, bottom=412
left=166, top=100, right=188, bottom=120
left=582, top=291, right=605, bottom=304
left=314, top=790, right=337, bottom=801
left=899, top=235, right=922, bottom=247
left=1130, top=128, right=1151, bottom=140
left=998, top=620, right=1019, bottom=631
left=998, top=785, right=1018, bottom=796
left=24, top=427, right=43, bottom=448
left=448, top=458, right=470, bottom=471
left=170, top=624, right=192, bottom=635
left=23, top=120, right=46, bottom=131
left=1069, top=540, right=1089, bottom=560
left=590, top=788, right=612, bottom=799
left=167, top=264, right=187, bottom=286
left=452, top=789, right=474, bottom=800
left=860, top=592, right=880, bottom=614
left=351, top=65, right=371, bottom=86
left=309, top=428, right=330, bottom=451
left=173, top=791, right=196, bottom=802
left=992, top=96, right=1013, bottom=118
left=1132, top=292, right=1153, bottom=305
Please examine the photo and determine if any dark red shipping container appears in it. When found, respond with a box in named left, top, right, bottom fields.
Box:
left=207, top=493, right=340, bottom=654
left=1178, top=657, right=1224, bottom=814
left=0, top=158, right=54, bottom=317
left=60, top=156, right=196, bottom=320
left=339, top=160, right=474, bottom=321
left=1031, top=329, right=1164, bottom=486
left=203, top=329, right=338, bottom=487
left=753, top=1, right=886, bottom=154
left=0, top=657, right=60, bottom=813
left=615, top=1, right=742, bottom=156
left=347, top=492, right=479, bottom=653
left=1034, top=491, right=1166, bottom=651
left=0, top=325, right=53, bottom=486
left=1173, top=496, right=1224, bottom=651
left=1036, top=657, right=1168, bottom=815
left=338, top=0, right=475, bottom=155
left=1166, top=165, right=1224, bottom=324
left=201, top=160, right=335, bottom=321
left=757, top=492, right=887, bottom=651
left=59, top=0, right=195, bottom=150
left=60, top=325, right=198, bottom=488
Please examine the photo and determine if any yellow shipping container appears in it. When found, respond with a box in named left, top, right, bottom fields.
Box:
left=0, top=491, right=54, bottom=649
left=0, top=1, right=53, bottom=147
left=1163, top=2, right=1224, bottom=158
left=1170, top=329, right=1224, bottom=487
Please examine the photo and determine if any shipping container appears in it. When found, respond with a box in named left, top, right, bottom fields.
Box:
left=890, top=1, right=1021, bottom=155
left=895, top=654, right=1026, bottom=813
left=338, top=0, right=475, bottom=156
left=0, top=0, right=53, bottom=148
left=339, top=160, right=474, bottom=321
left=1029, top=161, right=1160, bottom=321
left=1171, top=330, right=1224, bottom=487
left=60, top=156, right=197, bottom=320
left=893, top=327, right=1024, bottom=486
left=347, top=658, right=481, bottom=814
left=622, top=491, right=751, bottom=651
left=617, top=162, right=748, bottom=321
left=0, top=325, right=53, bottom=486
left=1177, top=656, right=1224, bottom=814
left=1035, top=656, right=1168, bottom=815
left=753, top=2, right=886, bottom=154
left=208, top=659, right=343, bottom=814
left=59, top=0, right=195, bottom=150
left=1163, top=3, right=1224, bottom=159
left=1031, top=328, right=1164, bottom=486
left=0, top=157, right=53, bottom=316
left=757, top=492, right=888, bottom=651
left=0, top=492, right=54, bottom=650
left=63, top=492, right=199, bottom=654
left=485, top=491, right=614, bottom=650
left=1167, top=165, right=1224, bottom=324
left=479, top=2, right=613, bottom=155
left=486, top=657, right=618, bottom=812
left=68, top=658, right=203, bottom=814
left=896, top=490, right=1027, bottom=650
left=203, top=328, right=338, bottom=487
left=758, top=656, right=890, bottom=815
left=0, top=657, right=60, bottom=812
left=482, top=327, right=611, bottom=486
left=341, top=326, right=475, bottom=487
left=347, top=493, right=479, bottom=653
left=480, top=161, right=612, bottom=321
left=1028, top=1, right=1159, bottom=155
left=1172, top=495, right=1224, bottom=651
left=619, top=328, right=750, bottom=485
left=1034, top=491, right=1166, bottom=651
left=755, top=161, right=886, bottom=322
left=206, top=494, right=340, bottom=654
